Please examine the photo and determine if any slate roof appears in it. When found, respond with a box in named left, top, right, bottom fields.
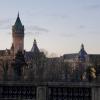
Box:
left=24, top=52, right=34, bottom=62
left=14, top=13, right=23, bottom=28
left=78, top=44, right=87, bottom=62
left=31, top=39, right=40, bottom=53
left=63, top=53, right=78, bottom=59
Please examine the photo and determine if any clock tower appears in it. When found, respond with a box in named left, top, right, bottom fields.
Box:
left=12, top=13, right=24, bottom=55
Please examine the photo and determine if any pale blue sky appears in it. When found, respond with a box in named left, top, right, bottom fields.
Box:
left=0, top=0, right=100, bottom=56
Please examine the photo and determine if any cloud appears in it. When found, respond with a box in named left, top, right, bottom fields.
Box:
left=26, top=25, right=49, bottom=35
left=0, top=25, right=11, bottom=30
left=85, top=4, right=100, bottom=10
left=31, top=25, right=49, bottom=32
left=88, top=31, right=100, bottom=34
left=89, top=5, right=100, bottom=9
left=28, top=11, right=68, bottom=20
left=0, top=19, right=10, bottom=25
left=0, top=18, right=13, bottom=30
left=61, top=33, right=77, bottom=38
left=25, top=31, right=40, bottom=36
left=48, top=14, right=68, bottom=19
left=78, top=25, right=85, bottom=29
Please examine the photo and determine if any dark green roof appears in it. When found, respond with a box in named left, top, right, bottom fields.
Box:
left=14, top=13, right=23, bottom=27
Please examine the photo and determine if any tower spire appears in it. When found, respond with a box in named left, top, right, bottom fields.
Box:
left=34, top=39, right=37, bottom=44
left=81, top=43, right=84, bottom=50
left=18, top=12, right=19, bottom=18
left=14, top=12, right=23, bottom=27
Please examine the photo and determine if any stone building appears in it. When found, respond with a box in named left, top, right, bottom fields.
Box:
left=0, top=14, right=99, bottom=100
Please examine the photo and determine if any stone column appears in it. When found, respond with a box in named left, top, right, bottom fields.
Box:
left=92, top=87, right=100, bottom=100
left=37, top=86, right=47, bottom=100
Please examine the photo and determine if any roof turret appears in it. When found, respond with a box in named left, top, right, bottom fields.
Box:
left=78, top=44, right=87, bottom=62
left=31, top=39, right=40, bottom=53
